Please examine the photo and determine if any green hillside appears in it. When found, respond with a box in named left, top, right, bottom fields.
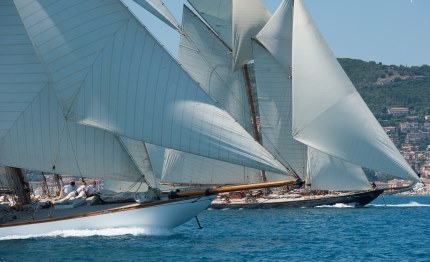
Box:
left=338, top=58, right=430, bottom=114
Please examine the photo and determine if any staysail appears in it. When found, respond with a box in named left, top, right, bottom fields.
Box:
left=292, top=0, right=419, bottom=182
left=307, top=147, right=371, bottom=191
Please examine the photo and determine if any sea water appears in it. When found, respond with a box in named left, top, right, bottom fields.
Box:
left=1, top=196, right=429, bottom=261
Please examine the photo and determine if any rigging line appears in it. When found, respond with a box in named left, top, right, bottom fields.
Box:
left=52, top=119, right=68, bottom=171
left=65, top=120, right=83, bottom=178
left=116, top=136, right=151, bottom=188
left=123, top=176, right=147, bottom=193
left=259, top=130, right=300, bottom=179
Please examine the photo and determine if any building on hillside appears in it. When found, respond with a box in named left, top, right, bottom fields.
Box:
left=406, top=132, right=430, bottom=143
left=384, top=126, right=399, bottom=145
left=421, top=163, right=430, bottom=177
left=400, top=122, right=419, bottom=133
left=388, top=107, right=409, bottom=115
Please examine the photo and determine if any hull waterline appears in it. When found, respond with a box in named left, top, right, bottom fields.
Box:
left=0, top=196, right=214, bottom=238
left=210, top=189, right=384, bottom=209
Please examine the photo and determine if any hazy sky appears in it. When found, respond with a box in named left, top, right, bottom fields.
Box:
left=130, top=0, right=430, bottom=66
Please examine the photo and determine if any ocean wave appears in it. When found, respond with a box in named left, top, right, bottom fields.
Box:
left=0, top=227, right=173, bottom=240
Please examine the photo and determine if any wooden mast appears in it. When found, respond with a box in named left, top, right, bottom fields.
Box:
left=177, top=180, right=294, bottom=197
left=243, top=63, right=268, bottom=182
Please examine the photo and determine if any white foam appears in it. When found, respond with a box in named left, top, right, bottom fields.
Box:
left=315, top=203, right=357, bottom=208
left=0, top=227, right=173, bottom=241
left=370, top=201, right=430, bottom=207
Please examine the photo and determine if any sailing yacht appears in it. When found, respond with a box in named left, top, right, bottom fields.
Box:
left=154, top=0, right=421, bottom=208
left=0, top=0, right=292, bottom=237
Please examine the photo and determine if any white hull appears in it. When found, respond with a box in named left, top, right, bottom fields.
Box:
left=0, top=196, right=213, bottom=238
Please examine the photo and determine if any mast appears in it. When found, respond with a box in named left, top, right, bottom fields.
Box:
left=243, top=63, right=268, bottom=182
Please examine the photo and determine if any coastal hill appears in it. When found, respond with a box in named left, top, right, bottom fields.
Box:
left=338, top=58, right=430, bottom=114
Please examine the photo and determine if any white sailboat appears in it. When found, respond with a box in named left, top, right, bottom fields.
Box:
left=153, top=0, right=421, bottom=208
left=0, top=0, right=291, bottom=237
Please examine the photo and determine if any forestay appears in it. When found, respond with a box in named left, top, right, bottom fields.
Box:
left=11, top=0, right=287, bottom=174
left=292, top=0, right=419, bottom=182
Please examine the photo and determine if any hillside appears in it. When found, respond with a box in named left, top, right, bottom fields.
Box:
left=338, top=58, right=430, bottom=114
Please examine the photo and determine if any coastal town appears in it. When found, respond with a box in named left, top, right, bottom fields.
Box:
left=380, top=107, right=430, bottom=194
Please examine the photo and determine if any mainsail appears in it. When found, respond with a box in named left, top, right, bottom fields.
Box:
left=3, top=0, right=287, bottom=177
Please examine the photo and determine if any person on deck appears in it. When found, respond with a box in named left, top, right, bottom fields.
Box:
left=60, top=181, right=77, bottom=198
left=85, top=181, right=97, bottom=197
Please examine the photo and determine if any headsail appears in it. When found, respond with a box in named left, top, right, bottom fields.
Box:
left=292, top=0, right=419, bottom=182
left=307, top=147, right=371, bottom=191
left=231, top=0, right=271, bottom=69
left=9, top=0, right=287, bottom=174
left=256, top=0, right=293, bottom=74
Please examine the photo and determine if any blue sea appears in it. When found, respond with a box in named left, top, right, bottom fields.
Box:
left=1, top=196, right=429, bottom=261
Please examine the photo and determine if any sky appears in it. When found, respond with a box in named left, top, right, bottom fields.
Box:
left=129, top=0, right=430, bottom=66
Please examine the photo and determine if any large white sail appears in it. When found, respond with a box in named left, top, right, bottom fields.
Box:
left=161, top=148, right=284, bottom=185
left=132, top=0, right=180, bottom=31
left=251, top=39, right=307, bottom=179
left=0, top=1, right=145, bottom=183
left=187, top=0, right=232, bottom=48
left=232, top=0, right=271, bottom=69
left=164, top=6, right=268, bottom=185
left=307, top=147, right=371, bottom=191
left=179, top=5, right=252, bottom=132
left=292, top=0, right=419, bottom=182
left=12, top=0, right=287, bottom=174
left=0, top=86, right=144, bottom=183
left=256, top=0, right=293, bottom=74
left=118, top=136, right=157, bottom=187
